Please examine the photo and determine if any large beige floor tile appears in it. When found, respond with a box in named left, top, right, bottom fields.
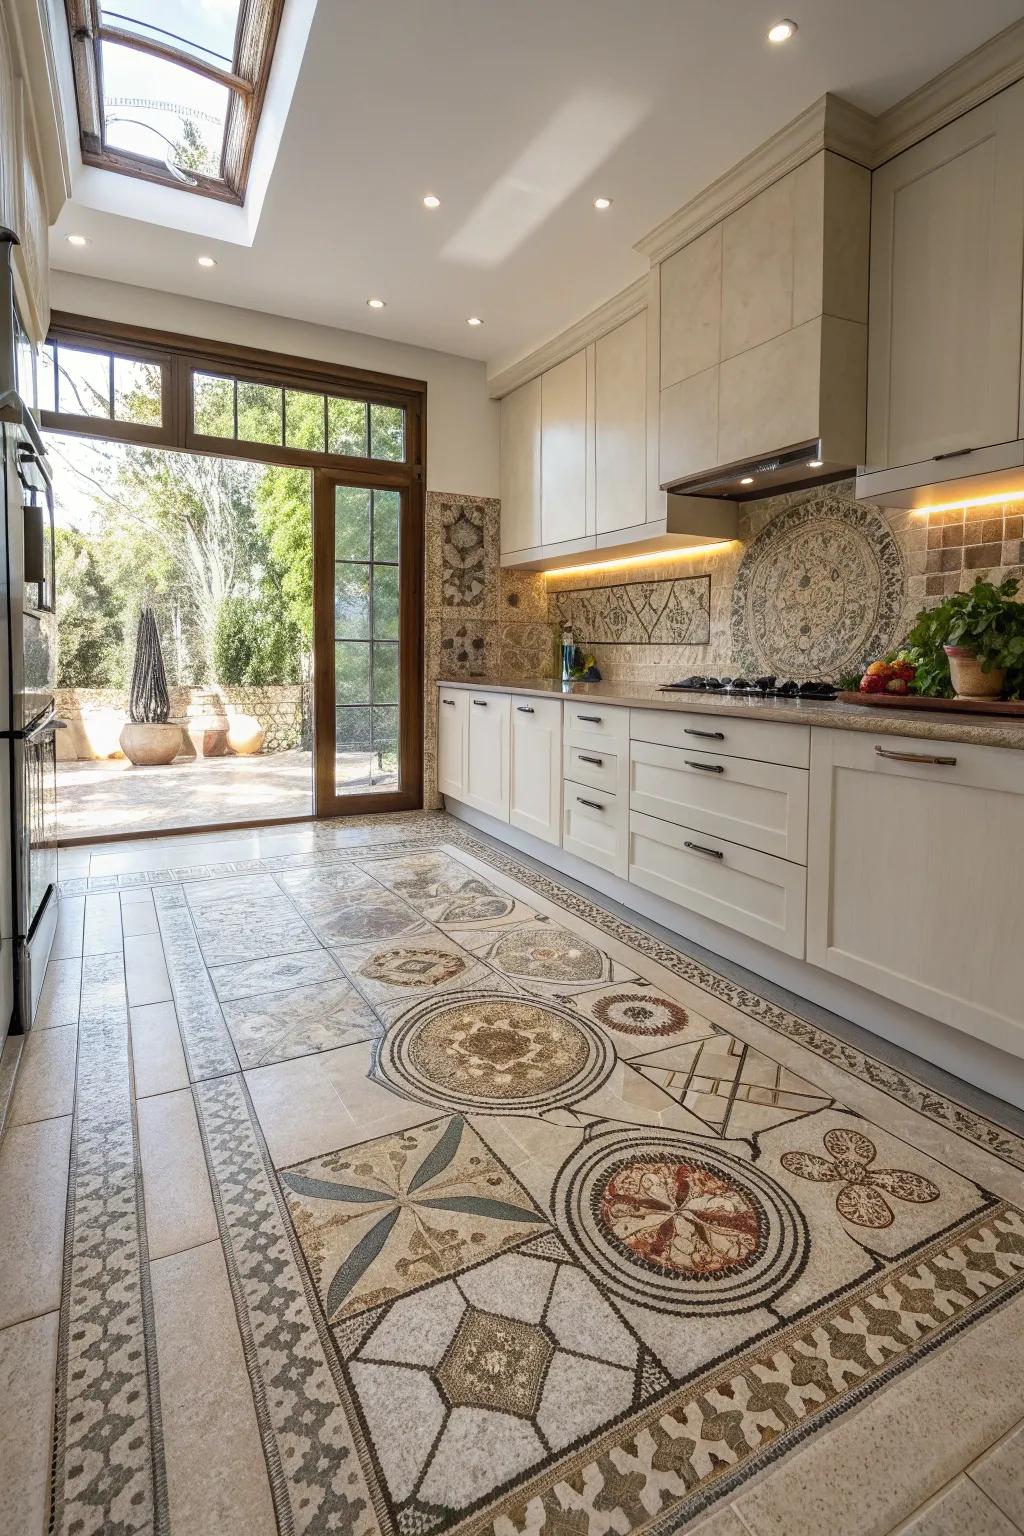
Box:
left=9, top=1025, right=77, bottom=1125
left=970, top=1423, right=1024, bottom=1529
left=151, top=1241, right=276, bottom=1536
left=735, top=1294, right=1024, bottom=1536
left=318, top=1038, right=429, bottom=1145
left=82, top=891, right=124, bottom=955
left=131, top=1001, right=189, bottom=1098
left=244, top=1052, right=356, bottom=1166
left=52, top=895, right=85, bottom=959
left=893, top=1477, right=1017, bottom=1535
left=0, top=1116, right=71, bottom=1329
left=0, top=1310, right=59, bottom=1536
left=685, top=1509, right=754, bottom=1536
left=137, top=1089, right=217, bottom=1258
left=124, top=934, right=172, bottom=1008
left=120, top=889, right=159, bottom=937
left=36, top=957, right=82, bottom=1030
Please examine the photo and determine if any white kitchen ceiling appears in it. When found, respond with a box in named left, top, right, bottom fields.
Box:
left=50, top=0, right=1024, bottom=374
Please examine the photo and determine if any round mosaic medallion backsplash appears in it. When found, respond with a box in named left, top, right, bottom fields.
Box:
left=729, top=495, right=906, bottom=679
left=375, top=992, right=613, bottom=1113
left=555, top=1130, right=809, bottom=1314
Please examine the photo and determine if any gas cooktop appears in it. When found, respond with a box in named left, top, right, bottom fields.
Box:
left=659, top=675, right=838, bottom=700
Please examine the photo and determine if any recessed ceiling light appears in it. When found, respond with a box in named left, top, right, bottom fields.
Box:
left=422, top=194, right=441, bottom=209
left=466, top=316, right=483, bottom=327
left=740, top=476, right=754, bottom=486
left=767, top=18, right=797, bottom=43
left=367, top=297, right=386, bottom=309
left=593, top=196, right=613, bottom=210
left=65, top=233, right=90, bottom=247
left=196, top=254, right=217, bottom=268
left=808, top=458, right=823, bottom=467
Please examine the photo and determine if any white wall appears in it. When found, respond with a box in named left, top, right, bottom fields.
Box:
left=48, top=272, right=500, bottom=497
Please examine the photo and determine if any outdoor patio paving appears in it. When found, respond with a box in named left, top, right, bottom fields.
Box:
left=57, top=748, right=315, bottom=837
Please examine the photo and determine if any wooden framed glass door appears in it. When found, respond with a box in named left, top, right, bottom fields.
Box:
left=313, top=468, right=423, bottom=814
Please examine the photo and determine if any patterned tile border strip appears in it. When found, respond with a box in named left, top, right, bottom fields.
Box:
left=193, top=1071, right=387, bottom=1536
left=57, top=815, right=1024, bottom=1173
left=463, top=1204, right=1024, bottom=1536
left=152, top=886, right=240, bottom=1082
left=50, top=951, right=168, bottom=1536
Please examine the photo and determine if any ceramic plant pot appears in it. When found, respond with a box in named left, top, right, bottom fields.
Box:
left=119, top=721, right=183, bottom=766
left=943, top=645, right=1005, bottom=700
left=226, top=715, right=266, bottom=755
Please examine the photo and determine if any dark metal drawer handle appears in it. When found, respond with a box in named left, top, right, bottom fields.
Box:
left=685, top=760, right=725, bottom=773
left=577, top=797, right=604, bottom=811
left=685, top=840, right=724, bottom=860
left=684, top=728, right=725, bottom=740
left=516, top=705, right=535, bottom=714
left=441, top=699, right=456, bottom=707
left=578, top=754, right=603, bottom=766
left=875, top=746, right=957, bottom=766
left=933, top=447, right=976, bottom=461
left=577, top=714, right=602, bottom=723
left=472, top=700, right=488, bottom=707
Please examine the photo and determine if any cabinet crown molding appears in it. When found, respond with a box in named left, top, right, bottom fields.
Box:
left=635, top=94, right=874, bottom=267
left=487, top=276, right=648, bottom=400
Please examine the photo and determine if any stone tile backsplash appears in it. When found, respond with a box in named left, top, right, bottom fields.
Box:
left=424, top=482, right=1024, bottom=804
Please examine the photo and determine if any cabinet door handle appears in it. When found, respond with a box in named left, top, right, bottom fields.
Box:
left=472, top=699, right=488, bottom=707
left=933, top=447, right=976, bottom=461
left=516, top=705, right=535, bottom=714
left=685, top=840, right=724, bottom=860
left=578, top=753, right=603, bottom=765
left=684, top=727, right=725, bottom=740
left=875, top=746, right=957, bottom=766
left=577, top=714, right=602, bottom=723
left=441, top=698, right=456, bottom=707
left=577, top=797, right=604, bottom=810
left=685, top=759, right=725, bottom=773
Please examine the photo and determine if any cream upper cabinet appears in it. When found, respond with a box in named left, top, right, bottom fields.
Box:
left=806, top=729, right=1024, bottom=1059
left=499, top=377, right=542, bottom=555
left=541, top=349, right=590, bottom=546
left=865, top=83, right=1024, bottom=471
left=657, top=151, right=869, bottom=487
left=0, top=6, right=50, bottom=343
left=594, top=314, right=646, bottom=535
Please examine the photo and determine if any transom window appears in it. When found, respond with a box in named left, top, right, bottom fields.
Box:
left=63, top=0, right=283, bottom=203
left=192, top=372, right=406, bottom=462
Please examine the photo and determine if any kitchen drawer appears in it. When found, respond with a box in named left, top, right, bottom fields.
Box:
left=563, top=780, right=628, bottom=878
left=629, top=739, right=808, bottom=862
left=629, top=707, right=809, bottom=768
left=563, top=700, right=630, bottom=750
left=629, top=810, right=806, bottom=958
left=565, top=742, right=623, bottom=796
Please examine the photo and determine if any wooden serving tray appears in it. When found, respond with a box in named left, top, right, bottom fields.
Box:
left=838, top=691, right=1024, bottom=717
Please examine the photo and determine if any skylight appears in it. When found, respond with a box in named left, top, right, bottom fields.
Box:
left=64, top=0, right=283, bottom=202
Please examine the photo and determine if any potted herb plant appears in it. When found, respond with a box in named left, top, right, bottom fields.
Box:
left=904, top=576, right=1024, bottom=700
left=119, top=607, right=184, bottom=765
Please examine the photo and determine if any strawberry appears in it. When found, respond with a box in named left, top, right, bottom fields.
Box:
left=859, top=674, right=887, bottom=693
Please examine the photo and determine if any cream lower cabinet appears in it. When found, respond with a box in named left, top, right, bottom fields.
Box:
left=510, top=697, right=562, bottom=845
left=464, top=691, right=511, bottom=821
left=806, top=730, right=1024, bottom=1058
left=437, top=688, right=469, bottom=800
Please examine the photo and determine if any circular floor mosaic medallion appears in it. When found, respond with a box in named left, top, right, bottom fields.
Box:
left=492, top=928, right=605, bottom=984
left=358, top=946, right=467, bottom=988
left=376, top=992, right=613, bottom=1113
left=591, top=991, right=690, bottom=1037
left=554, top=1130, right=808, bottom=1314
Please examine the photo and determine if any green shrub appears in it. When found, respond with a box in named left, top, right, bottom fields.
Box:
left=212, top=595, right=301, bottom=686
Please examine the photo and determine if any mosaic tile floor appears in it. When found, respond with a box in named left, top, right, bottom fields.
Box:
left=3, top=811, right=1024, bottom=1536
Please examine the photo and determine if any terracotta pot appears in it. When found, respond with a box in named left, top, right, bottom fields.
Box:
left=943, top=645, right=1005, bottom=700
left=187, top=714, right=230, bottom=758
left=119, top=721, right=183, bottom=766
left=226, top=715, right=266, bottom=755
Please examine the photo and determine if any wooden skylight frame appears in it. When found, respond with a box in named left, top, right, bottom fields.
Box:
left=63, top=0, right=284, bottom=204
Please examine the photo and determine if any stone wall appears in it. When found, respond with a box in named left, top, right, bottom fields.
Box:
left=56, top=683, right=309, bottom=760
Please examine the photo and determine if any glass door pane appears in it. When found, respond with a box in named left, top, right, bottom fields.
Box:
left=334, top=485, right=400, bottom=792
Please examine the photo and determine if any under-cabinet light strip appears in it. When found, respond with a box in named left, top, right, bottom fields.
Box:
left=539, top=540, right=737, bottom=578
left=911, top=490, right=1024, bottom=516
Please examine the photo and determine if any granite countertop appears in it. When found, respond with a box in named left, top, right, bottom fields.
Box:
left=436, top=676, right=1024, bottom=750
